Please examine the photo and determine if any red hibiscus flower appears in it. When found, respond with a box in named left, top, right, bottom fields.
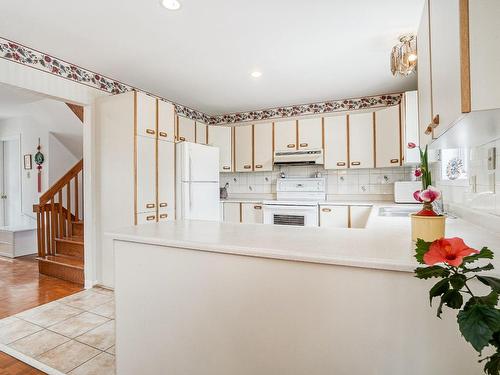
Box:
left=424, top=237, right=479, bottom=267
left=408, top=142, right=416, bottom=149
left=414, top=168, right=422, bottom=177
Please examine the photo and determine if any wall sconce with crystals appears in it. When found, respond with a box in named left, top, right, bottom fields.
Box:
left=390, top=34, right=417, bottom=76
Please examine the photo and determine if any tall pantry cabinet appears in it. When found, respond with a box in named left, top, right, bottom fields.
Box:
left=95, top=91, right=176, bottom=287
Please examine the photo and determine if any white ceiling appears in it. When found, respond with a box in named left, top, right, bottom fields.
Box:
left=0, top=0, right=423, bottom=114
left=0, top=83, right=46, bottom=119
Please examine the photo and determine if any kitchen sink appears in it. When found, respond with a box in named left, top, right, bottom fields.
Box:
left=378, top=206, right=418, bottom=217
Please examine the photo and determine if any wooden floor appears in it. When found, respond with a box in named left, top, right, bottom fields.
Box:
left=0, top=255, right=83, bottom=374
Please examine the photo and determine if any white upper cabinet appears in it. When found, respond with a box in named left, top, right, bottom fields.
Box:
left=157, top=140, right=175, bottom=221
left=297, top=118, right=323, bottom=150
left=157, top=100, right=175, bottom=142
left=235, top=125, right=253, bottom=172
left=253, top=122, right=273, bottom=172
left=177, top=116, right=196, bottom=143
left=135, top=92, right=157, bottom=139
left=136, top=135, right=156, bottom=214
left=348, top=112, right=374, bottom=169
left=375, top=105, right=401, bottom=168
left=324, top=115, right=348, bottom=169
left=241, top=203, right=263, bottom=224
left=208, top=126, right=233, bottom=172
left=401, top=91, right=421, bottom=164
left=274, top=120, right=297, bottom=151
left=195, top=122, right=207, bottom=144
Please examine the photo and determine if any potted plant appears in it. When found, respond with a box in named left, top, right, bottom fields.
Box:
left=414, top=237, right=500, bottom=374
left=408, top=143, right=446, bottom=242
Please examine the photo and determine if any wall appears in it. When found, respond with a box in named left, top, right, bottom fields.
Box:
left=221, top=165, right=413, bottom=201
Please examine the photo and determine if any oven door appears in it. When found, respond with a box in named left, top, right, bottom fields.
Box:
left=263, top=204, right=319, bottom=227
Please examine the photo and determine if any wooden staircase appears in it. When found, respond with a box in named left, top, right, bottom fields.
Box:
left=33, top=159, right=84, bottom=285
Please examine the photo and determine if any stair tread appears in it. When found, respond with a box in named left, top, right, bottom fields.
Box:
left=72, top=221, right=84, bottom=225
left=38, top=255, right=84, bottom=269
left=56, top=236, right=84, bottom=244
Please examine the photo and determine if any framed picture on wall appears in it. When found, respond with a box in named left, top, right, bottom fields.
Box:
left=24, top=154, right=32, bottom=170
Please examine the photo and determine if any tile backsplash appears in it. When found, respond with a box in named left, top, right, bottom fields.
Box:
left=220, top=165, right=414, bottom=200
left=436, top=137, right=500, bottom=216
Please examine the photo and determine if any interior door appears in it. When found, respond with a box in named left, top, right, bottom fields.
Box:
left=0, top=141, right=4, bottom=226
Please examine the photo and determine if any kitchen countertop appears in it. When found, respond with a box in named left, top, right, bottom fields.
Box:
left=107, top=203, right=500, bottom=273
left=221, top=198, right=387, bottom=206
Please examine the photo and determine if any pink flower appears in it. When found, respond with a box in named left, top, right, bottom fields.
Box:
left=413, top=190, right=423, bottom=202
left=414, top=168, right=422, bottom=177
left=408, top=142, right=416, bottom=149
left=424, top=238, right=479, bottom=267
left=420, top=186, right=441, bottom=203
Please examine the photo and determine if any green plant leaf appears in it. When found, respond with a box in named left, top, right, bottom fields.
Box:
left=484, top=352, right=500, bottom=375
left=429, top=279, right=450, bottom=306
left=462, top=247, right=494, bottom=265
left=442, top=289, right=463, bottom=309
left=450, top=274, right=467, bottom=290
left=415, top=265, right=450, bottom=279
left=463, top=263, right=495, bottom=273
left=457, top=304, right=500, bottom=352
left=478, top=276, right=500, bottom=293
left=464, top=292, right=499, bottom=311
left=415, top=239, right=431, bottom=264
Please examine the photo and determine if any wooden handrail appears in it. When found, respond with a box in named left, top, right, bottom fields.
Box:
left=39, top=159, right=83, bottom=206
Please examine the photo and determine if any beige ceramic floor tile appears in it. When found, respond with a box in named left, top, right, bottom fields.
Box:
left=89, top=300, right=115, bottom=319
left=59, top=290, right=113, bottom=311
left=0, top=316, right=22, bottom=328
left=91, top=287, right=114, bottom=297
left=9, top=329, right=70, bottom=358
left=37, top=340, right=101, bottom=373
left=105, top=345, right=115, bottom=355
left=48, top=312, right=109, bottom=338
left=75, top=320, right=115, bottom=351
left=16, top=302, right=82, bottom=327
left=69, top=352, right=115, bottom=375
left=0, top=319, right=42, bottom=344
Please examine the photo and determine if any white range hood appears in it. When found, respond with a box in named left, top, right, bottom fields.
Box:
left=273, top=149, right=324, bottom=165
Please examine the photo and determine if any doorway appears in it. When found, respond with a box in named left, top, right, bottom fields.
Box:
left=0, top=136, right=21, bottom=227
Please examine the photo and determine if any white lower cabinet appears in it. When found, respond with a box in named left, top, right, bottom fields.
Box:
left=319, top=205, right=349, bottom=228
left=222, top=202, right=241, bottom=223
left=350, top=206, right=372, bottom=228
left=241, top=203, right=263, bottom=224
left=158, top=140, right=175, bottom=221
left=136, top=135, right=156, bottom=214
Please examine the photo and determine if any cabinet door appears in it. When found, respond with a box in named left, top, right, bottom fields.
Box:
left=222, top=202, right=240, bottom=223
left=350, top=206, right=371, bottom=228
left=195, top=122, right=207, bottom=144
left=319, top=205, right=348, bottom=228
left=430, top=0, right=462, bottom=138
left=157, top=100, right=175, bottom=142
left=235, top=125, right=253, bottom=172
left=324, top=115, right=348, bottom=169
left=136, top=135, right=156, bottom=214
left=135, top=92, right=157, bottom=139
left=158, top=140, right=175, bottom=221
left=136, top=212, right=157, bottom=224
left=348, top=112, right=374, bottom=169
left=208, top=126, right=233, bottom=172
left=402, top=91, right=421, bottom=164
left=241, top=203, right=263, bottom=224
left=253, top=122, right=273, bottom=171
left=297, top=117, right=323, bottom=150
left=177, top=116, right=196, bottom=142
left=375, top=105, right=401, bottom=168
left=417, top=0, right=433, bottom=146
left=274, top=120, right=297, bottom=151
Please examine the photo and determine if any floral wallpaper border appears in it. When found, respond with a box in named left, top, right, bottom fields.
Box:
left=0, top=36, right=402, bottom=125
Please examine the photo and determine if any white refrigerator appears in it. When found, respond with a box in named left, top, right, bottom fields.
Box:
left=176, top=142, right=220, bottom=221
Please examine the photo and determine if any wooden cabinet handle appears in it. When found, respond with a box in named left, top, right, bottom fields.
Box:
left=321, top=208, right=332, bottom=212
left=222, top=166, right=231, bottom=170
left=255, top=164, right=263, bottom=169
left=146, top=215, right=156, bottom=221
left=146, top=203, right=155, bottom=209
left=351, top=161, right=361, bottom=166
left=432, top=114, right=440, bottom=126
left=243, top=165, right=252, bottom=169
left=146, top=129, right=156, bottom=135
left=299, top=143, right=308, bottom=147
left=179, top=136, right=186, bottom=141
left=390, top=159, right=399, bottom=164
left=336, top=162, right=346, bottom=167
left=159, top=214, right=168, bottom=219
left=159, top=131, right=167, bottom=137
left=287, top=144, right=296, bottom=148
left=159, top=202, right=167, bottom=207
left=425, top=125, right=433, bottom=135
left=254, top=205, right=262, bottom=210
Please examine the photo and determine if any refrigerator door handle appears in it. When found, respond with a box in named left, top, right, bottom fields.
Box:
left=189, top=183, right=193, bottom=214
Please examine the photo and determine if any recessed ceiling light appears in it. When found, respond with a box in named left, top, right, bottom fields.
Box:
left=251, top=71, right=262, bottom=78
left=161, top=0, right=181, bottom=10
